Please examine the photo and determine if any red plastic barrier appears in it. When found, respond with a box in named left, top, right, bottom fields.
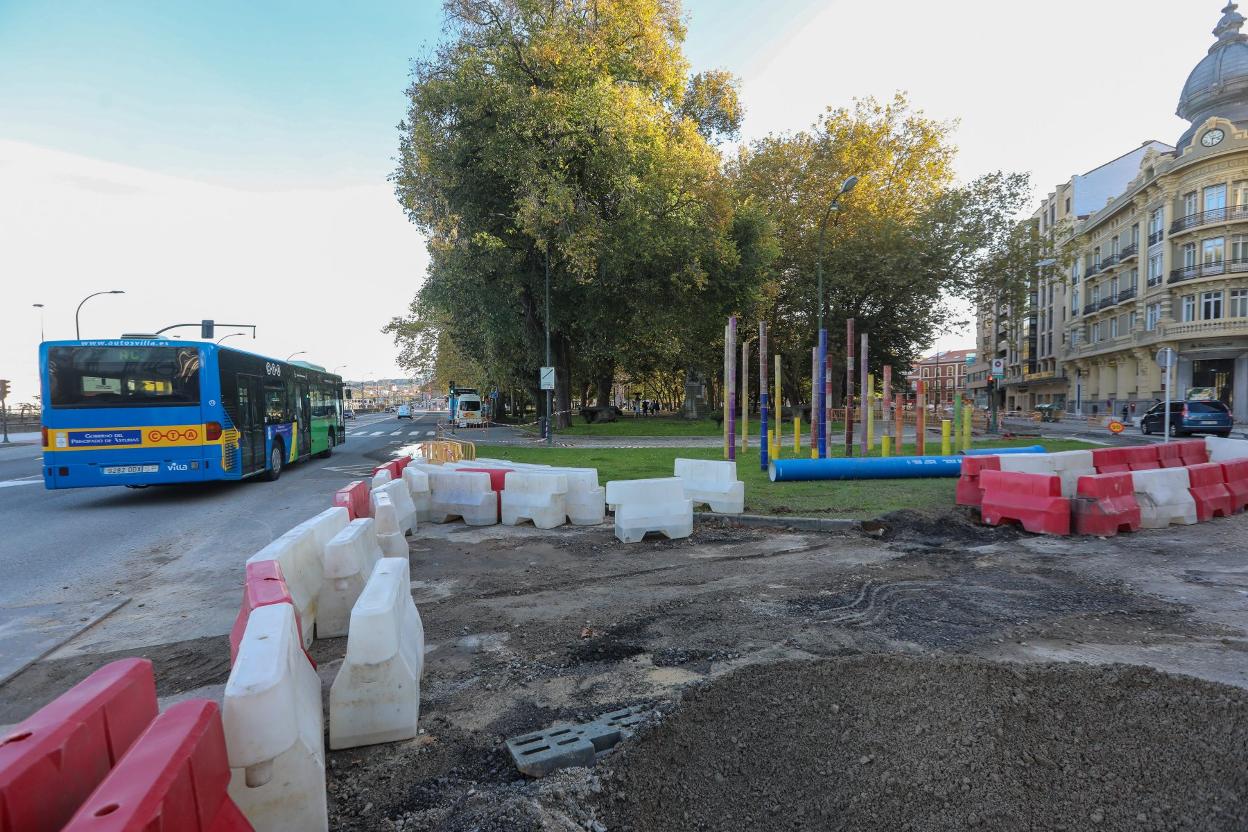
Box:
left=1156, top=443, right=1186, bottom=468
left=1222, top=459, right=1248, bottom=513
left=0, top=659, right=157, bottom=832
left=1072, top=472, right=1141, bottom=536
left=333, top=480, right=370, bottom=520
left=394, top=455, right=413, bottom=474
left=459, top=467, right=513, bottom=513
left=228, top=562, right=315, bottom=669
left=956, top=455, right=1000, bottom=507
left=372, top=460, right=403, bottom=481
left=979, top=470, right=1070, bottom=535
left=1175, top=439, right=1209, bottom=466
left=1121, top=444, right=1161, bottom=471
left=63, top=700, right=252, bottom=832
left=1187, top=462, right=1234, bottom=521
left=1091, top=447, right=1131, bottom=474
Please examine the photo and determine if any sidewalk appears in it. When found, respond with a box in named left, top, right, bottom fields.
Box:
left=1, top=431, right=40, bottom=446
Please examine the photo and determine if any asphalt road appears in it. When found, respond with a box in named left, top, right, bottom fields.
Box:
left=0, top=410, right=446, bottom=678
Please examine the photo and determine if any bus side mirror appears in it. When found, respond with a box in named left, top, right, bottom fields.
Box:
left=345, top=388, right=353, bottom=399
left=201, top=320, right=215, bottom=339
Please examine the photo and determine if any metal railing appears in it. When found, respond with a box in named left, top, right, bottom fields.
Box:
left=1148, top=229, right=1165, bottom=246
left=1085, top=262, right=1101, bottom=276
left=1120, top=243, right=1139, bottom=259
left=1097, top=296, right=1115, bottom=310
left=1116, top=286, right=1137, bottom=303
left=1082, top=302, right=1098, bottom=315
left=1101, top=253, right=1120, bottom=269
left=1168, top=257, right=1248, bottom=283
left=1170, top=204, right=1248, bottom=234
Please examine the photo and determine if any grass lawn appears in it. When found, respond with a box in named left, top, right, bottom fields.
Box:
left=543, top=415, right=723, bottom=436
left=474, top=438, right=1098, bottom=520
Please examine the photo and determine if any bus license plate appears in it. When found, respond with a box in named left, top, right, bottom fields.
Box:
left=103, top=465, right=158, bottom=475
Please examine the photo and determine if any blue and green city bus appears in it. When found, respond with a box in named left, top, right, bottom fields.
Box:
left=39, top=339, right=346, bottom=489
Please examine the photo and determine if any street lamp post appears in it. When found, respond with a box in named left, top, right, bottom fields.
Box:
left=216, top=333, right=245, bottom=345
left=813, top=176, right=858, bottom=458
left=545, top=247, right=553, bottom=446
left=814, top=176, right=859, bottom=334
left=75, top=290, right=125, bottom=340
left=32, top=304, right=45, bottom=342
left=286, top=351, right=307, bottom=362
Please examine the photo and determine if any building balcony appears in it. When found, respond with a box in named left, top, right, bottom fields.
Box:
left=1082, top=302, right=1098, bottom=315
left=1097, top=296, right=1115, bottom=310
left=1160, top=318, right=1248, bottom=339
left=1116, top=286, right=1138, bottom=304
left=1086, top=262, right=1101, bottom=277
left=1101, top=253, right=1120, bottom=269
left=1170, top=204, right=1248, bottom=234
left=1168, top=257, right=1248, bottom=284
left=1148, top=230, right=1165, bottom=246
left=1120, top=243, right=1139, bottom=260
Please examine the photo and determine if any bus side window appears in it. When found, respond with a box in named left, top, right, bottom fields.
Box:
left=264, top=384, right=287, bottom=423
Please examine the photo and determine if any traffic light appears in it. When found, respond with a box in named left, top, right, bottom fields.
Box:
left=200, top=320, right=215, bottom=339
left=0, top=379, right=8, bottom=400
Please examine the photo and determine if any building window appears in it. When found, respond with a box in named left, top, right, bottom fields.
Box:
left=1203, top=237, right=1226, bottom=271
left=1132, top=224, right=1140, bottom=247
left=1091, top=283, right=1100, bottom=303
left=1109, top=316, right=1118, bottom=338
left=1205, top=184, right=1228, bottom=218
left=1182, top=294, right=1197, bottom=322
left=1093, top=246, right=1101, bottom=267
left=1110, top=276, right=1119, bottom=298
left=1092, top=322, right=1102, bottom=342
left=1065, top=197, right=1071, bottom=213
left=1129, top=267, right=1139, bottom=289
left=1072, top=262, right=1080, bottom=285
left=1184, top=243, right=1198, bottom=269
left=1129, top=311, right=1138, bottom=331
left=1184, top=191, right=1199, bottom=218
left=1148, top=252, right=1164, bottom=285
left=1072, top=289, right=1080, bottom=315
left=921, top=367, right=929, bottom=378
left=1231, top=288, right=1248, bottom=317
left=1146, top=303, right=1161, bottom=331
left=1149, top=207, right=1165, bottom=244
left=1233, top=234, right=1248, bottom=264
left=1234, top=180, right=1248, bottom=207
left=1202, top=290, right=1223, bottom=320
left=1111, top=236, right=1119, bottom=257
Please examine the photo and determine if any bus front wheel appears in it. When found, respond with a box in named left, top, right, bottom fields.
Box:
left=266, top=441, right=284, bottom=481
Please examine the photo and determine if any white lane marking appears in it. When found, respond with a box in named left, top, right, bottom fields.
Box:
left=389, top=430, right=403, bottom=436
left=426, top=431, right=435, bottom=436
left=409, top=431, right=422, bottom=436
left=370, top=431, right=385, bottom=436
left=0, top=475, right=42, bottom=488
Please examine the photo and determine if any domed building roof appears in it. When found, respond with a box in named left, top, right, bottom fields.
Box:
left=1177, top=3, right=1248, bottom=149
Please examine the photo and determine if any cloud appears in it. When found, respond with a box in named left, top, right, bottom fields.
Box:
left=0, top=140, right=427, bottom=404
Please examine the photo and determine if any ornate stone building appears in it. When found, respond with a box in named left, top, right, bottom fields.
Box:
left=1067, top=2, right=1248, bottom=419
left=977, top=3, right=1248, bottom=420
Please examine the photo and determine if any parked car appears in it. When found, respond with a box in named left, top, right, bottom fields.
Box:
left=345, top=409, right=355, bottom=420
left=1139, top=400, right=1232, bottom=437
left=397, top=404, right=412, bottom=419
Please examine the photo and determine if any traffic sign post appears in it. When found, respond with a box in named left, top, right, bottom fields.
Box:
left=1156, top=348, right=1177, bottom=443
left=988, top=360, right=1005, bottom=434
left=539, top=367, right=555, bottom=444
left=0, top=379, right=9, bottom=444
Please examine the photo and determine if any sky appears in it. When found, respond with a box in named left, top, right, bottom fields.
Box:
left=0, top=0, right=1226, bottom=403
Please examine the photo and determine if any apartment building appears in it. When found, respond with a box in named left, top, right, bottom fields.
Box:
left=906, top=349, right=976, bottom=404
left=975, top=2, right=1248, bottom=419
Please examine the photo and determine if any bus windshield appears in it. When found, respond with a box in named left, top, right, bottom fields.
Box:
left=47, top=346, right=201, bottom=408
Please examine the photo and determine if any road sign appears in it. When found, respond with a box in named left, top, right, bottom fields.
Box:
left=1156, top=347, right=1177, bottom=369
left=991, top=359, right=1005, bottom=378
left=539, top=366, right=555, bottom=390
left=1108, top=420, right=1125, bottom=434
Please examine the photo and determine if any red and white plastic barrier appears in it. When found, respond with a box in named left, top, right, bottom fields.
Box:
left=1072, top=472, right=1141, bottom=537
left=978, top=470, right=1070, bottom=535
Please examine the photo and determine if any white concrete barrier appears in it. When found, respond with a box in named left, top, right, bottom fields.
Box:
left=374, top=480, right=415, bottom=535
left=1206, top=435, right=1248, bottom=463
left=674, top=458, right=745, bottom=514
left=501, top=471, right=568, bottom=529
left=402, top=466, right=433, bottom=523
left=371, top=468, right=393, bottom=489
left=371, top=491, right=408, bottom=557
left=604, top=477, right=693, bottom=544
left=329, top=558, right=425, bottom=750
left=560, top=468, right=606, bottom=525
left=318, top=519, right=384, bottom=639
left=290, top=506, right=350, bottom=555
left=428, top=470, right=498, bottom=525
left=246, top=528, right=323, bottom=650
left=1131, top=467, right=1198, bottom=528
left=223, top=603, right=327, bottom=832
left=1045, top=450, right=1096, bottom=498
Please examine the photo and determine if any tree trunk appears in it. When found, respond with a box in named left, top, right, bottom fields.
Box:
left=595, top=370, right=613, bottom=407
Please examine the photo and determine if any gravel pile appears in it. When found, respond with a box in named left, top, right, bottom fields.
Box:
left=598, top=655, right=1248, bottom=831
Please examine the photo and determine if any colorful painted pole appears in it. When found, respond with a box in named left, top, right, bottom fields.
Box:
left=844, top=319, right=855, bottom=457
left=794, top=416, right=801, bottom=455
left=774, top=353, right=782, bottom=457
left=817, top=329, right=828, bottom=458
left=916, top=380, right=926, bottom=456
left=723, top=323, right=730, bottom=460
left=727, top=317, right=737, bottom=461
left=866, top=374, right=875, bottom=452
left=810, top=347, right=818, bottom=458
left=759, top=321, right=769, bottom=472
left=895, top=393, right=904, bottom=453
left=882, top=365, right=893, bottom=442
left=858, top=332, right=869, bottom=456
left=941, top=419, right=952, bottom=455
left=741, top=337, right=751, bottom=451
left=963, top=401, right=973, bottom=451
left=881, top=434, right=892, bottom=457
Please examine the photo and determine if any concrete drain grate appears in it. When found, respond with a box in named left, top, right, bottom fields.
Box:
left=506, top=705, right=648, bottom=777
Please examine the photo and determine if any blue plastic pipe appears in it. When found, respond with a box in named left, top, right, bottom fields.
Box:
left=962, top=446, right=1046, bottom=456
left=769, top=455, right=963, bottom=482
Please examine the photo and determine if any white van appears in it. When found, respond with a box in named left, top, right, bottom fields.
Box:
left=397, top=404, right=412, bottom=419
left=455, top=393, right=484, bottom=427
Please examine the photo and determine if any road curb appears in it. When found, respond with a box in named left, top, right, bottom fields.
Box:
left=694, top=512, right=860, bottom=532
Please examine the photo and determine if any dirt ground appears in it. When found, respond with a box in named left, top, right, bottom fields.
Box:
left=3, top=508, right=1248, bottom=830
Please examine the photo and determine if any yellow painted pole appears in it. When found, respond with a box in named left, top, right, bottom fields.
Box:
left=881, top=435, right=891, bottom=457
left=774, top=354, right=782, bottom=455
left=866, top=375, right=875, bottom=451
left=963, top=402, right=973, bottom=451
left=794, top=416, right=801, bottom=455
left=941, top=419, right=952, bottom=456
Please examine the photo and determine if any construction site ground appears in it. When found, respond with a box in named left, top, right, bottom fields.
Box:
left=3, top=509, right=1247, bottom=830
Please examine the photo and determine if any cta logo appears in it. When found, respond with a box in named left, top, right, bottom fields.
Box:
left=148, top=428, right=199, bottom=443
